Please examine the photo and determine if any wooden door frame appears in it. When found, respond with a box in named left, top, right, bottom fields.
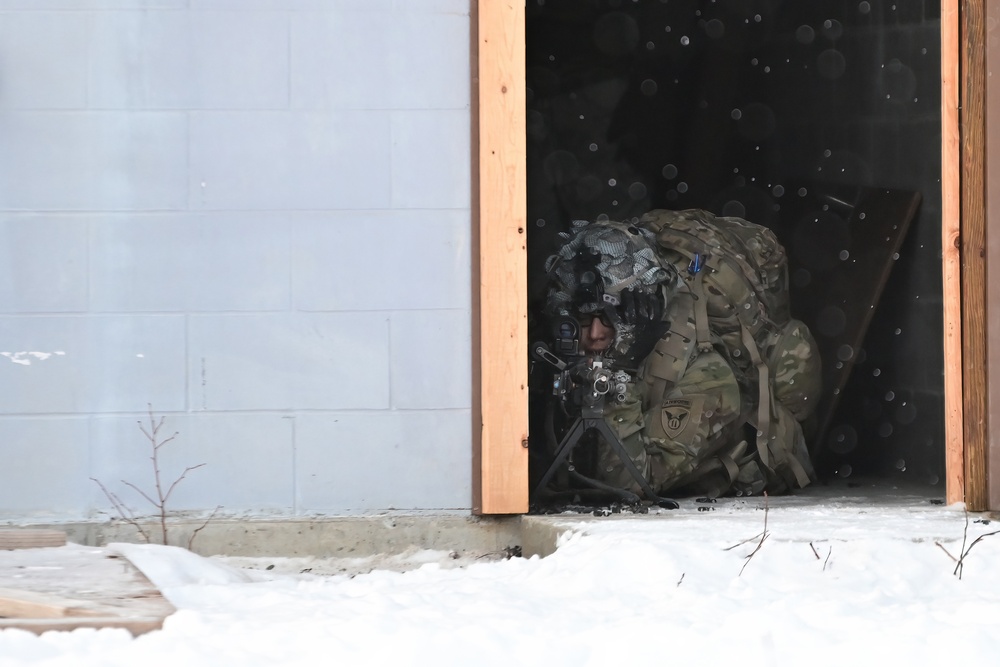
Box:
left=951, top=0, right=994, bottom=511
left=474, top=1, right=985, bottom=513
left=982, top=0, right=1000, bottom=510
left=472, top=1, right=529, bottom=514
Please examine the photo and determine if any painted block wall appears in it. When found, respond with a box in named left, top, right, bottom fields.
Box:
left=0, top=0, right=474, bottom=519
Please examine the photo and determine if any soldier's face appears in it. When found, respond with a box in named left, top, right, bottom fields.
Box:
left=579, top=313, right=614, bottom=353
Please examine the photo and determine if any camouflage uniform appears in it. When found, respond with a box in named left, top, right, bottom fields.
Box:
left=598, top=348, right=743, bottom=496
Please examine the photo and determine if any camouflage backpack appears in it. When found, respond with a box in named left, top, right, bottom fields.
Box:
left=543, top=208, right=821, bottom=498
left=635, top=208, right=821, bottom=495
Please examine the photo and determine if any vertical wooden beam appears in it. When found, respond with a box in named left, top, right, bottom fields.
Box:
left=472, top=0, right=528, bottom=514
left=986, top=0, right=1000, bottom=510
left=960, top=0, right=989, bottom=510
left=943, top=0, right=965, bottom=505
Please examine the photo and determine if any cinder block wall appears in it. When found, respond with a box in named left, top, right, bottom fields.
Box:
left=0, top=0, right=474, bottom=519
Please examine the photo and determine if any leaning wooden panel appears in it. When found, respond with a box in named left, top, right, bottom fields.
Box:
left=0, top=544, right=175, bottom=636
left=942, top=0, right=964, bottom=506
left=473, top=0, right=528, bottom=514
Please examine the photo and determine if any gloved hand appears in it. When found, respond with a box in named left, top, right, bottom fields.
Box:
left=619, top=288, right=664, bottom=325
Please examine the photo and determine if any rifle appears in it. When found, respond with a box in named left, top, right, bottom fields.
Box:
left=531, top=316, right=678, bottom=509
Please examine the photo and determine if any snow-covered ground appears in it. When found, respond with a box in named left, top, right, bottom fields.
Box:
left=2, top=487, right=1000, bottom=666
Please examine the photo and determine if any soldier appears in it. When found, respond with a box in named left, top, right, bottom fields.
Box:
left=541, top=209, right=821, bottom=499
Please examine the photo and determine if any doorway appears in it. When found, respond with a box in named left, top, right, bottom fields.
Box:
left=523, top=1, right=945, bottom=500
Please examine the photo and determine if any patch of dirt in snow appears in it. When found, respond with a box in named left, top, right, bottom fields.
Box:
left=214, top=545, right=521, bottom=578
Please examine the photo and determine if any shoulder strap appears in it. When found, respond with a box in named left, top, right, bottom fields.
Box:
left=644, top=293, right=698, bottom=401
left=739, top=324, right=772, bottom=469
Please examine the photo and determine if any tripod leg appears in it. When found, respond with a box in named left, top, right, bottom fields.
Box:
left=532, top=418, right=587, bottom=500
left=593, top=419, right=678, bottom=509
left=568, top=470, right=641, bottom=504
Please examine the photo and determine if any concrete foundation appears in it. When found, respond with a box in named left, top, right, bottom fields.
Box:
left=13, top=515, right=535, bottom=559
left=7, top=478, right=956, bottom=562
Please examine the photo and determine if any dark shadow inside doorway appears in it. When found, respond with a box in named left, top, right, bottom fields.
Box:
left=525, top=0, right=944, bottom=495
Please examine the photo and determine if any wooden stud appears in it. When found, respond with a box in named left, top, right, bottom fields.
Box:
left=942, top=1, right=966, bottom=506
left=960, top=0, right=989, bottom=511
left=986, top=0, right=1000, bottom=510
left=472, top=0, right=528, bottom=514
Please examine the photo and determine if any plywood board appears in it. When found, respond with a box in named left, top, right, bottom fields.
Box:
left=0, top=544, right=175, bottom=635
left=782, top=186, right=920, bottom=464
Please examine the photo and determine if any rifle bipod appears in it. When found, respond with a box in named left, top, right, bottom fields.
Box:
left=532, top=405, right=679, bottom=510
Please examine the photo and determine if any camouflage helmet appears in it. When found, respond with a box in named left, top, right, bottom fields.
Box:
left=544, top=219, right=680, bottom=362
left=545, top=219, right=679, bottom=317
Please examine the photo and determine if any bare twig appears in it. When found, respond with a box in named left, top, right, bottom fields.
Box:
left=724, top=532, right=765, bottom=551
left=91, top=404, right=211, bottom=547
left=943, top=508, right=1000, bottom=579
left=959, top=530, right=1000, bottom=567
left=955, top=531, right=1000, bottom=580
left=676, top=573, right=685, bottom=587
left=187, top=505, right=222, bottom=551
left=809, top=542, right=820, bottom=559
left=953, top=509, right=971, bottom=578
left=163, top=464, right=207, bottom=509
left=90, top=477, right=152, bottom=543
left=822, top=546, right=832, bottom=572
left=739, top=492, right=770, bottom=576
left=936, top=541, right=958, bottom=563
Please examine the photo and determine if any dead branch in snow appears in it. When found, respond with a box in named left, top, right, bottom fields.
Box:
left=953, top=510, right=1000, bottom=579
left=90, top=477, right=152, bottom=543
left=92, top=404, right=210, bottom=547
left=188, top=505, right=222, bottom=551
left=935, top=541, right=958, bottom=563
left=735, top=492, right=769, bottom=576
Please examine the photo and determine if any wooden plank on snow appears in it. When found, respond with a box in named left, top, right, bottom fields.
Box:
left=0, top=529, right=67, bottom=550
left=0, top=587, right=105, bottom=619
left=0, top=544, right=175, bottom=636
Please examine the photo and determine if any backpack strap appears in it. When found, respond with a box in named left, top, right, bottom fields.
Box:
left=786, top=449, right=813, bottom=487
left=738, top=347, right=813, bottom=490
left=770, top=409, right=813, bottom=488
left=645, top=293, right=698, bottom=401
left=739, top=324, right=772, bottom=470
left=686, top=273, right=714, bottom=353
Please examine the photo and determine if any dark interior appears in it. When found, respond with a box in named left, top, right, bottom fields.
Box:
left=525, top=0, right=944, bottom=494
